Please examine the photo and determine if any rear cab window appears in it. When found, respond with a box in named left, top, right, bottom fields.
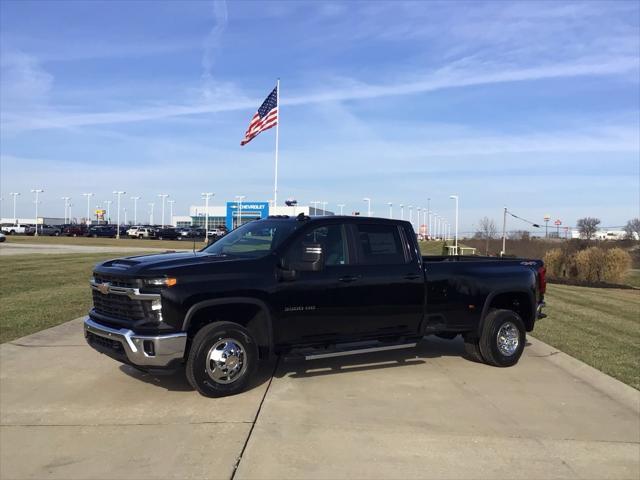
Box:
left=355, top=223, right=408, bottom=265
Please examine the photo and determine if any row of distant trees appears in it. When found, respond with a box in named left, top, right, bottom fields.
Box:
left=474, top=216, right=640, bottom=244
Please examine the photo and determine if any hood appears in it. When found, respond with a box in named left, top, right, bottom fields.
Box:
left=94, top=250, right=241, bottom=277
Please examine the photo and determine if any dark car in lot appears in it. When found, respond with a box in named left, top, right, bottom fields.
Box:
left=85, top=215, right=546, bottom=397
left=176, top=227, right=205, bottom=240
left=153, top=227, right=179, bottom=240
left=26, top=224, right=62, bottom=236
left=88, top=225, right=127, bottom=238
left=62, top=224, right=89, bottom=237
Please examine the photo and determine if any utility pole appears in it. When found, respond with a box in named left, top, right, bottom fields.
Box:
left=31, top=189, right=43, bottom=236
left=417, top=207, right=422, bottom=233
left=9, top=192, right=20, bottom=222
left=61, top=197, right=70, bottom=223
left=130, top=196, right=140, bottom=225
left=167, top=200, right=175, bottom=227
left=148, top=203, right=155, bottom=225
left=501, top=206, right=508, bottom=256
left=388, top=202, right=393, bottom=219
left=235, top=195, right=245, bottom=228
left=158, top=194, right=169, bottom=228
left=450, top=195, right=459, bottom=253
left=400, top=204, right=404, bottom=220
left=321, top=201, right=328, bottom=216
left=363, top=197, right=371, bottom=217
left=104, top=200, right=112, bottom=223
left=337, top=204, right=345, bottom=215
left=113, top=191, right=126, bottom=239
left=201, top=192, right=214, bottom=242
left=82, top=193, right=93, bottom=225
left=427, top=198, right=431, bottom=240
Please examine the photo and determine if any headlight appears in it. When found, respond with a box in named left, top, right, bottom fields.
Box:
left=144, top=277, right=177, bottom=287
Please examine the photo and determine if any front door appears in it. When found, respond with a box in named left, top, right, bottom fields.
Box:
left=273, top=223, right=363, bottom=345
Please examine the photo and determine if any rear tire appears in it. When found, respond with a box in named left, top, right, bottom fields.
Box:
left=479, top=309, right=526, bottom=367
left=186, top=322, right=258, bottom=397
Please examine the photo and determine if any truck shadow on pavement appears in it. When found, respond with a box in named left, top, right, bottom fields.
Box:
left=115, top=336, right=533, bottom=392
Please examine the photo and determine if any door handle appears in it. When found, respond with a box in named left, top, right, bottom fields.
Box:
left=404, top=273, right=421, bottom=280
left=338, top=275, right=361, bottom=283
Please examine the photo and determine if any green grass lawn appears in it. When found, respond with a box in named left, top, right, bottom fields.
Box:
left=5, top=234, right=195, bottom=250
left=534, top=283, right=640, bottom=390
left=0, top=252, right=146, bottom=343
left=625, top=269, right=640, bottom=288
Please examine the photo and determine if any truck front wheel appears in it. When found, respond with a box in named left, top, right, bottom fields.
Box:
left=186, top=321, right=258, bottom=397
left=479, top=309, right=526, bottom=367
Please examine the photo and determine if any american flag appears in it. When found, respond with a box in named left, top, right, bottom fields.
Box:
left=240, top=86, right=278, bottom=146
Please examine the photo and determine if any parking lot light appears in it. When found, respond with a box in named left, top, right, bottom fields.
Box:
left=9, top=192, right=20, bottom=223
left=167, top=200, right=175, bottom=227
left=158, top=194, right=169, bottom=228
left=113, top=191, right=126, bottom=239
left=130, top=196, right=140, bottom=225
left=363, top=197, right=371, bottom=217
left=30, top=189, right=43, bottom=236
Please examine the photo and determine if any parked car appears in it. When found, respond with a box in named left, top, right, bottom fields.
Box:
left=26, top=224, right=62, bottom=236
left=128, top=226, right=155, bottom=239
left=84, top=215, right=547, bottom=398
left=62, top=224, right=89, bottom=237
left=88, top=225, right=126, bottom=238
left=153, top=227, right=179, bottom=240
left=0, top=232, right=6, bottom=242
left=1, top=223, right=33, bottom=235
left=207, top=227, right=227, bottom=239
left=176, top=227, right=205, bottom=240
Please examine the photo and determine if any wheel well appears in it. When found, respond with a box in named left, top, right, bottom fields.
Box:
left=186, top=303, right=272, bottom=358
left=487, top=292, right=534, bottom=331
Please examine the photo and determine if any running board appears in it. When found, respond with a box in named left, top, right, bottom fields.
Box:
left=302, top=342, right=417, bottom=361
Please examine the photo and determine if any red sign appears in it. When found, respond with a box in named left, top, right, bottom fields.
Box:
left=554, top=219, right=562, bottom=226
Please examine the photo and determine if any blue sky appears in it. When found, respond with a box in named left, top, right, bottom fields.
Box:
left=1, top=0, right=638, bottom=233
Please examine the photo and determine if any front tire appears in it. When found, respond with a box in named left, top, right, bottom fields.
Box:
left=186, top=322, right=258, bottom=397
left=479, top=309, right=526, bottom=367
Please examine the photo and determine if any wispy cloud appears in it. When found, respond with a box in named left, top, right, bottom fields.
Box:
left=201, top=0, right=228, bottom=101
left=2, top=55, right=637, bottom=132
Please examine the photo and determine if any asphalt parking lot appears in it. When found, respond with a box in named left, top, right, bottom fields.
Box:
left=1, top=318, right=638, bottom=480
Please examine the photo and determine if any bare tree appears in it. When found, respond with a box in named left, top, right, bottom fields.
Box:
left=509, top=230, right=531, bottom=241
left=476, top=217, right=497, bottom=255
left=624, top=218, right=640, bottom=240
left=577, top=217, right=600, bottom=240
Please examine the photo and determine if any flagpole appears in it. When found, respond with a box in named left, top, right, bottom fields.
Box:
left=274, top=78, right=280, bottom=209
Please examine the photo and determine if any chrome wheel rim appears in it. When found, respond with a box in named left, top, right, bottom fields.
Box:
left=205, top=338, right=247, bottom=384
left=496, top=321, right=520, bottom=356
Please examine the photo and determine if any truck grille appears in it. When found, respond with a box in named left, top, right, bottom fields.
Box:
left=93, top=274, right=137, bottom=288
left=92, top=291, right=148, bottom=321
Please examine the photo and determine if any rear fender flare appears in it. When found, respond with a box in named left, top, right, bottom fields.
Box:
left=477, top=288, right=536, bottom=336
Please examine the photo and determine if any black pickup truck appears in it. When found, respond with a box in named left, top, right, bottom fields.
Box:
left=84, top=215, right=546, bottom=397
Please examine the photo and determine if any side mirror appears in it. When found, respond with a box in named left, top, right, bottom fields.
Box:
left=282, top=243, right=324, bottom=273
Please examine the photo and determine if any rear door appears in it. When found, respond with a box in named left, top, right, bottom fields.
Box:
left=349, top=222, right=424, bottom=336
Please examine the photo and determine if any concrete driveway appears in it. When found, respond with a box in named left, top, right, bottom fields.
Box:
left=1, top=318, right=638, bottom=479
left=0, top=243, right=184, bottom=256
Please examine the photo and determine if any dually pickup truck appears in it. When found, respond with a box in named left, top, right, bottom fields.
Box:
left=84, top=215, right=546, bottom=397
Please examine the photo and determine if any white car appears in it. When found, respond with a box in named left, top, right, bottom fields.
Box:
left=128, top=226, right=154, bottom=239
left=1, top=223, right=32, bottom=235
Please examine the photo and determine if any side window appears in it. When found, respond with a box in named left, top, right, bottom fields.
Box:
left=288, top=225, right=349, bottom=266
left=356, top=224, right=406, bottom=265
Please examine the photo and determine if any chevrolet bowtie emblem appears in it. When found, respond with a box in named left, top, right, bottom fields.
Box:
left=97, top=282, right=110, bottom=295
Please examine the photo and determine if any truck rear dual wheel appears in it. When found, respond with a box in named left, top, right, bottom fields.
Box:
left=479, top=309, right=526, bottom=367
left=186, top=321, right=258, bottom=397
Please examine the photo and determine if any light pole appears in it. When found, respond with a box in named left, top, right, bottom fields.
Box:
left=148, top=203, right=155, bottom=225
left=544, top=214, right=551, bottom=239
left=321, top=201, right=328, bottom=216
left=167, top=200, right=175, bottom=227
left=9, top=192, right=20, bottom=222
left=201, top=192, right=214, bottom=242
left=61, top=196, right=70, bottom=223
left=68, top=201, right=73, bottom=223
left=388, top=202, right=393, bottom=219
left=337, top=204, right=345, bottom=215
left=157, top=194, right=169, bottom=228
left=104, top=200, right=112, bottom=223
left=82, top=193, right=94, bottom=225
left=310, top=201, right=320, bottom=215
left=427, top=198, right=431, bottom=240
left=449, top=195, right=459, bottom=252
left=113, top=191, right=126, bottom=239
left=433, top=214, right=439, bottom=240
left=502, top=206, right=508, bottom=256
left=124, top=208, right=128, bottom=225
left=130, top=196, right=140, bottom=225
left=400, top=204, right=404, bottom=220
left=417, top=207, right=422, bottom=233
left=235, top=195, right=245, bottom=228
left=363, top=197, right=371, bottom=217
left=31, top=189, right=43, bottom=236
left=408, top=205, right=413, bottom=225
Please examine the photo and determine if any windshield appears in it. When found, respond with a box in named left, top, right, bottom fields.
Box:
left=202, top=220, right=299, bottom=258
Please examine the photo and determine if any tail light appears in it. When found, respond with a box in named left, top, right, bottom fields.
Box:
left=538, top=266, right=547, bottom=295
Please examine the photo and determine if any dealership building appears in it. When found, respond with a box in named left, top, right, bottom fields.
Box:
left=172, top=201, right=333, bottom=230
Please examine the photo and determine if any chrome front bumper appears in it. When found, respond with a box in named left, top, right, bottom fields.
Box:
left=84, top=317, right=187, bottom=368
